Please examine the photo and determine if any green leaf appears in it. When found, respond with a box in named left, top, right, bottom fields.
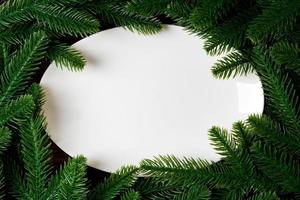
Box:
left=33, top=4, right=99, bottom=37
left=202, top=5, right=259, bottom=55
left=0, top=95, right=34, bottom=126
left=250, top=192, right=279, bottom=200
left=1, top=44, right=9, bottom=68
left=43, top=0, right=88, bottom=7
left=271, top=41, right=300, bottom=74
left=89, top=165, right=138, bottom=200
left=88, top=1, right=162, bottom=35
left=134, top=177, right=183, bottom=200
left=166, top=0, right=200, bottom=20
left=252, top=48, right=300, bottom=135
left=0, top=31, right=48, bottom=104
left=0, top=23, right=37, bottom=46
left=208, top=126, right=237, bottom=159
left=251, top=141, right=300, bottom=193
left=48, top=43, right=85, bottom=71
left=230, top=121, right=274, bottom=191
left=247, top=0, right=300, bottom=42
left=212, top=52, right=254, bottom=79
left=231, top=121, right=253, bottom=149
left=2, top=157, right=27, bottom=199
left=173, top=185, right=210, bottom=200
left=46, top=156, right=88, bottom=200
left=221, top=185, right=252, bottom=200
left=26, top=83, right=45, bottom=113
left=120, top=189, right=140, bottom=200
left=140, top=155, right=240, bottom=188
left=247, top=114, right=300, bottom=154
left=0, top=0, right=34, bottom=29
left=190, top=0, right=239, bottom=30
left=141, top=155, right=209, bottom=176
left=20, top=114, right=52, bottom=199
left=126, top=0, right=171, bottom=16
left=0, top=127, right=11, bottom=154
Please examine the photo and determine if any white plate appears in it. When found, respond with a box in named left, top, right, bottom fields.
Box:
left=41, top=25, right=264, bottom=172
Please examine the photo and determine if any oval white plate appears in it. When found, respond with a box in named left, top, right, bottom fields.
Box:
left=41, top=25, right=264, bottom=172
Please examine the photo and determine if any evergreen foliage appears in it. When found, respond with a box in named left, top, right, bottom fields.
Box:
left=0, top=0, right=162, bottom=72
left=133, top=177, right=184, bottom=199
left=89, top=165, right=138, bottom=200
left=19, top=115, right=52, bottom=199
left=126, top=0, right=300, bottom=198
left=48, top=43, right=86, bottom=71
left=85, top=0, right=162, bottom=35
left=46, top=156, right=88, bottom=200
left=26, top=83, right=46, bottom=114
left=126, top=0, right=172, bottom=16
left=271, top=41, right=300, bottom=74
left=247, top=0, right=300, bottom=43
left=34, top=4, right=99, bottom=37
left=173, top=185, right=210, bottom=200
left=120, top=189, right=140, bottom=200
left=0, top=0, right=299, bottom=199
left=0, top=95, right=34, bottom=126
left=0, top=31, right=48, bottom=104
left=0, top=127, right=11, bottom=154
left=211, top=52, right=254, bottom=79
left=252, top=48, right=300, bottom=134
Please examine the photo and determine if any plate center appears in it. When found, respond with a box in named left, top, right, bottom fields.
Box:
left=41, top=25, right=264, bottom=172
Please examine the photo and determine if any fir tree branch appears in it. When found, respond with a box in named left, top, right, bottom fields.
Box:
left=173, top=185, right=210, bottom=200
left=231, top=121, right=253, bottom=149
left=208, top=125, right=259, bottom=190
left=0, top=23, right=37, bottom=46
left=0, top=31, right=48, bottom=104
left=247, top=114, right=300, bottom=154
left=200, top=5, right=259, bottom=56
left=2, top=157, right=28, bottom=199
left=44, top=0, right=89, bottom=7
left=47, top=43, right=85, bottom=71
left=46, top=156, right=88, bottom=200
left=120, top=189, right=140, bottom=200
left=141, top=155, right=210, bottom=175
left=250, top=192, right=279, bottom=200
left=165, top=0, right=200, bottom=20
left=252, top=48, right=300, bottom=135
left=134, top=177, right=183, bottom=199
left=20, top=114, right=52, bottom=199
left=230, top=122, right=255, bottom=172
left=271, top=41, right=300, bottom=74
left=126, top=0, right=171, bottom=17
left=247, top=0, right=300, bottom=43
left=26, top=83, right=45, bottom=114
left=89, top=165, right=138, bottom=200
left=230, top=121, right=276, bottom=192
left=0, top=0, right=35, bottom=29
left=0, top=127, right=11, bottom=154
left=212, top=52, right=254, bottom=79
left=140, top=155, right=241, bottom=188
left=190, top=0, right=239, bottom=30
left=0, top=95, right=34, bottom=126
left=208, top=126, right=237, bottom=159
left=221, top=186, right=253, bottom=200
left=1, top=44, right=8, bottom=68
left=33, top=4, right=99, bottom=37
left=88, top=1, right=162, bottom=35
left=251, top=141, right=300, bottom=193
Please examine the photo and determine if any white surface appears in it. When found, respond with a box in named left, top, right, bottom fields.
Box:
left=41, top=25, right=264, bottom=172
